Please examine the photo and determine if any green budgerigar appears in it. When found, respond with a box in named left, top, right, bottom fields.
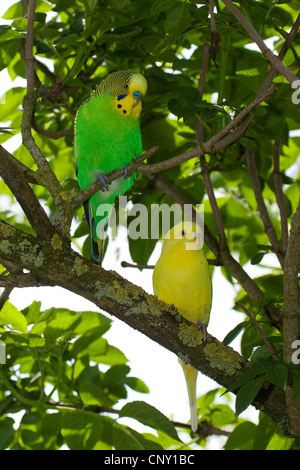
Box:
left=75, top=70, right=147, bottom=264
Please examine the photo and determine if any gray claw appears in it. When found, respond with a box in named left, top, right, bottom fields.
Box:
left=123, top=165, right=128, bottom=179
left=96, top=172, right=110, bottom=191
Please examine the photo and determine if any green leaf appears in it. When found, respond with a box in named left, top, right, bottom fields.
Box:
left=61, top=410, right=105, bottom=450
left=225, top=365, right=266, bottom=393
left=0, top=87, right=26, bottom=122
left=240, top=137, right=258, bottom=150
left=164, top=3, right=191, bottom=35
left=22, top=301, right=42, bottom=324
left=0, top=29, right=24, bottom=42
left=0, top=416, right=15, bottom=449
left=251, top=252, right=265, bottom=265
left=265, top=363, right=288, bottom=389
left=0, top=301, right=27, bottom=333
left=112, top=423, right=163, bottom=450
left=151, top=0, right=177, bottom=15
left=235, top=375, right=265, bottom=416
left=2, top=2, right=23, bottom=19
left=119, top=401, right=180, bottom=442
left=223, top=321, right=249, bottom=346
left=224, top=421, right=257, bottom=450
left=210, top=404, right=236, bottom=428
left=124, top=377, right=149, bottom=394
left=79, top=383, right=114, bottom=407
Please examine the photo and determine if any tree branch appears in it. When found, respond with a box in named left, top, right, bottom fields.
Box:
left=283, top=200, right=300, bottom=363
left=273, top=137, right=288, bottom=255
left=0, top=218, right=289, bottom=431
left=0, top=146, right=54, bottom=240
left=221, top=0, right=299, bottom=85
left=133, top=84, right=276, bottom=176
left=0, top=286, right=13, bottom=311
left=245, top=148, right=285, bottom=268
left=283, top=200, right=300, bottom=435
left=21, top=0, right=63, bottom=200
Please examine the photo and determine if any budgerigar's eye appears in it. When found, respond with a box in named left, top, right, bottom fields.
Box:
left=181, top=230, right=185, bottom=236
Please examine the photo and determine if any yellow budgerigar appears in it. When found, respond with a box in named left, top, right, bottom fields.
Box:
left=153, top=221, right=212, bottom=432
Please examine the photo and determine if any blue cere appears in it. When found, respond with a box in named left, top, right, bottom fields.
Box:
left=133, top=90, right=142, bottom=98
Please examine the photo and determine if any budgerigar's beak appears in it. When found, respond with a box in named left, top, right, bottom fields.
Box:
left=133, top=90, right=143, bottom=106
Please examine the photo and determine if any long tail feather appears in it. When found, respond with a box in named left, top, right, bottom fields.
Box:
left=87, top=203, right=112, bottom=265
left=179, top=358, right=198, bottom=432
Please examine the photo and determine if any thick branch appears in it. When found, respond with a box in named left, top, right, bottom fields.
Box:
left=0, top=146, right=54, bottom=240
left=283, top=200, right=300, bottom=363
left=0, top=145, right=39, bottom=185
left=0, top=218, right=289, bottom=431
left=283, top=201, right=300, bottom=435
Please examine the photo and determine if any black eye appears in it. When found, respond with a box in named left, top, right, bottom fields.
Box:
left=181, top=230, right=185, bottom=236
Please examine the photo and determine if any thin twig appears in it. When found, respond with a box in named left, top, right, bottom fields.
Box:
left=121, top=261, right=155, bottom=270
left=21, top=0, right=63, bottom=199
left=196, top=36, right=227, bottom=251
left=196, top=42, right=210, bottom=145
left=245, top=148, right=285, bottom=269
left=208, top=0, right=220, bottom=66
left=221, top=0, right=298, bottom=85
left=47, top=401, right=230, bottom=437
left=134, top=84, right=276, bottom=176
left=235, top=301, right=278, bottom=361
left=24, top=0, right=36, bottom=93
left=273, top=136, right=288, bottom=255
left=32, top=120, right=74, bottom=139
left=121, top=258, right=221, bottom=270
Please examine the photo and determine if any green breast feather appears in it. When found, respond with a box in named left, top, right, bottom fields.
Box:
left=74, top=71, right=147, bottom=264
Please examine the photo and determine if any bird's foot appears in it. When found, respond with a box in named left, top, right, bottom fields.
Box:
left=122, top=165, right=129, bottom=179
left=197, top=321, right=207, bottom=341
left=169, top=303, right=177, bottom=312
left=96, top=172, right=110, bottom=191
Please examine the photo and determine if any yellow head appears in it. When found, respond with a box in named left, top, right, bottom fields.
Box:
left=161, top=221, right=203, bottom=254
left=95, top=70, right=147, bottom=120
